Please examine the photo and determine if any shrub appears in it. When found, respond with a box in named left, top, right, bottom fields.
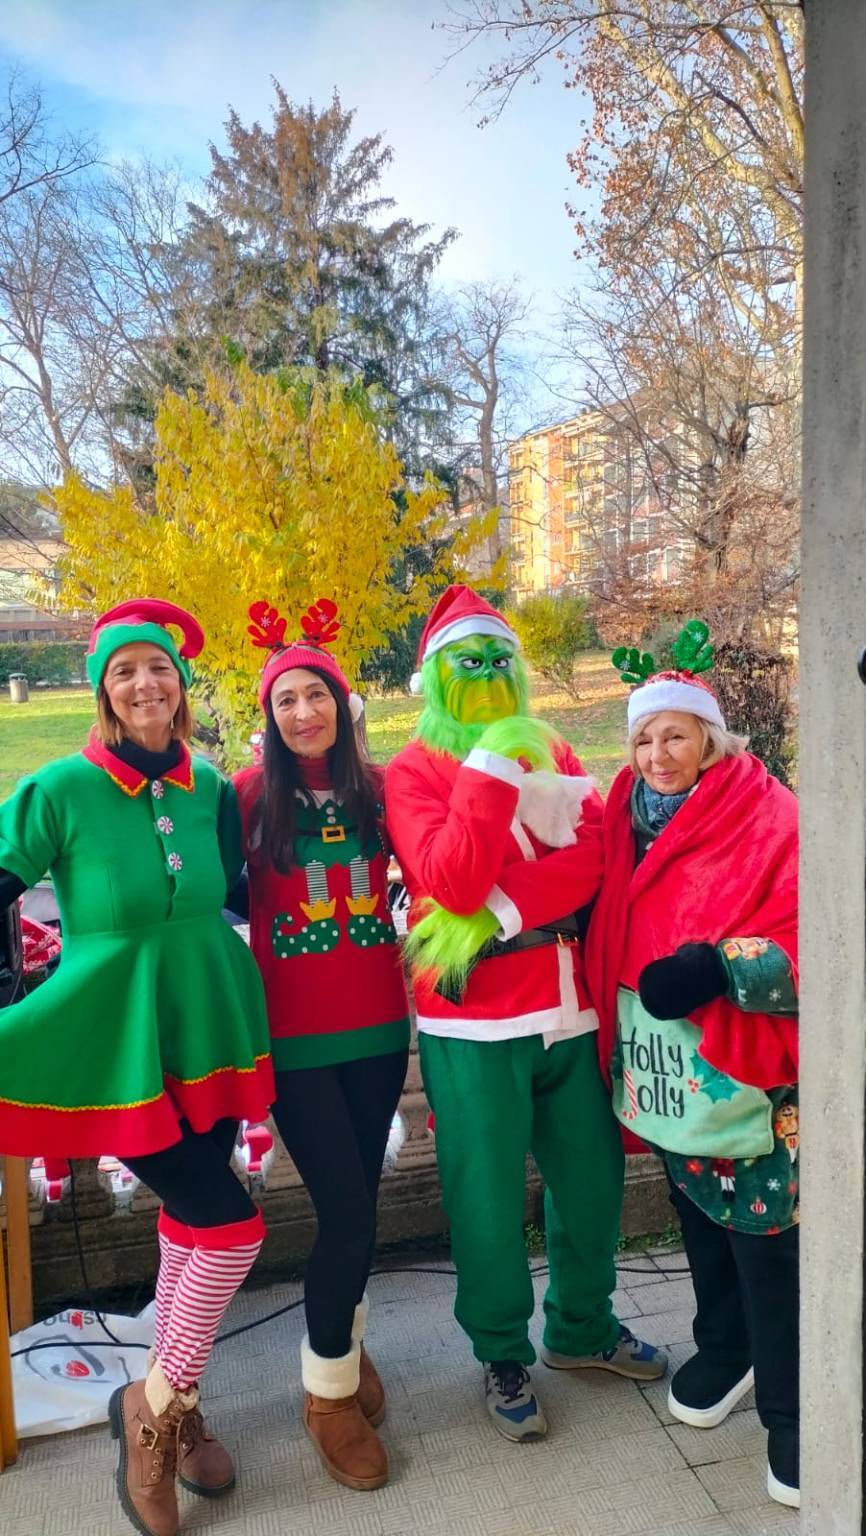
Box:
left=712, top=640, right=794, bottom=786
left=0, top=643, right=88, bottom=687
left=506, top=592, right=592, bottom=701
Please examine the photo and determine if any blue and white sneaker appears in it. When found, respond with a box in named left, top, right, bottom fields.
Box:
left=483, top=1360, right=548, bottom=1441
left=541, top=1324, right=668, bottom=1381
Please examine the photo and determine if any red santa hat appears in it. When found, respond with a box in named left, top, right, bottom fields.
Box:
left=626, top=669, right=726, bottom=733
left=613, top=622, right=727, bottom=733
left=410, top=584, right=519, bottom=694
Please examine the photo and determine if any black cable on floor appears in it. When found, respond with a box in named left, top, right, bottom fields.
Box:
left=11, top=1252, right=686, bottom=1359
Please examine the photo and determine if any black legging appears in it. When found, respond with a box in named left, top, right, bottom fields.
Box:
left=270, top=1049, right=409, bottom=1358
left=668, top=1179, right=799, bottom=1432
left=122, top=1117, right=257, bottom=1228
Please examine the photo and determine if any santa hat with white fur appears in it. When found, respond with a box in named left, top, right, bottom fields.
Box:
left=612, top=621, right=727, bottom=733
left=409, top=584, right=519, bottom=694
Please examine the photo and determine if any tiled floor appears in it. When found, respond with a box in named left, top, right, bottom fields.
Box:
left=0, top=1250, right=798, bottom=1536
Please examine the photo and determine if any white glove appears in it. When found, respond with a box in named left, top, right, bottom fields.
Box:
left=517, top=771, right=595, bottom=849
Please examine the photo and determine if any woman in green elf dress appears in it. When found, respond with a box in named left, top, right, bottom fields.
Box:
left=0, top=599, right=275, bottom=1536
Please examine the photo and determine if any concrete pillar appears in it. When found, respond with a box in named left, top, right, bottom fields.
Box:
left=800, top=3, right=866, bottom=1530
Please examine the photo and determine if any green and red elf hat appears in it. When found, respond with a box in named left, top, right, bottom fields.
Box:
left=611, top=620, right=727, bottom=732
left=86, top=598, right=205, bottom=692
left=249, top=598, right=364, bottom=720
left=409, top=584, right=520, bottom=694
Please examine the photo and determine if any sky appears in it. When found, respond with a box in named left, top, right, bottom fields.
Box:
left=0, top=0, right=592, bottom=311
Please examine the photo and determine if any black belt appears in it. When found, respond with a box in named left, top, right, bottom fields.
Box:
left=478, top=919, right=581, bottom=962
left=433, top=915, right=582, bottom=1004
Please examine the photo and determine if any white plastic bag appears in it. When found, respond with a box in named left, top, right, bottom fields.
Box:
left=11, top=1301, right=155, bottom=1437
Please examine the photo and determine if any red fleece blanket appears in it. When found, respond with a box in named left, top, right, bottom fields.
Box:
left=585, top=753, right=798, bottom=1093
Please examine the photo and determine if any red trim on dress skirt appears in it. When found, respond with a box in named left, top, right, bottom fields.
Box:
left=0, top=1055, right=276, bottom=1160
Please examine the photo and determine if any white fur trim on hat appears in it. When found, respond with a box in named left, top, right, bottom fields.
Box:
left=301, top=1336, right=360, bottom=1398
left=421, top=613, right=519, bottom=664
left=627, top=678, right=725, bottom=733
left=409, top=670, right=424, bottom=695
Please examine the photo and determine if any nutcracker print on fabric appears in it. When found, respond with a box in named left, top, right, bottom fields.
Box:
left=247, top=597, right=396, bottom=961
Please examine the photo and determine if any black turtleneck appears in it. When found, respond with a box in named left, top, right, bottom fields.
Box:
left=106, top=736, right=183, bottom=780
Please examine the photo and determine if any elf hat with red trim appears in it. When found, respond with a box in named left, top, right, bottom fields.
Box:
left=249, top=598, right=363, bottom=721
left=86, top=599, right=204, bottom=691
left=409, top=584, right=519, bottom=694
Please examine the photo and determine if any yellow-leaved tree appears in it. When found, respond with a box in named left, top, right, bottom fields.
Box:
left=54, top=363, right=499, bottom=754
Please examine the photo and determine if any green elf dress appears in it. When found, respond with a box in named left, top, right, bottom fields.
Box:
left=0, top=600, right=274, bottom=1159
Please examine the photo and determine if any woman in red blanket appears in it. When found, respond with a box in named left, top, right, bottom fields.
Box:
left=585, top=624, right=799, bottom=1511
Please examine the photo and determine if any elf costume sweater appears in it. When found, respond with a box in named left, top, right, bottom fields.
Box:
left=384, top=739, right=604, bottom=1041
left=235, top=759, right=409, bottom=1069
left=0, top=739, right=274, bottom=1158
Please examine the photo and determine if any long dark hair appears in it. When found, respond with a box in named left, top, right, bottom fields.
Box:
left=253, top=666, right=379, bottom=873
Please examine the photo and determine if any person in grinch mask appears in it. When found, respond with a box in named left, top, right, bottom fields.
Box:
left=0, top=599, right=275, bottom=1536
left=585, top=624, right=799, bottom=1509
left=385, top=585, right=665, bottom=1442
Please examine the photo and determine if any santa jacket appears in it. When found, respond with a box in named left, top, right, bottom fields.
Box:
left=385, top=738, right=604, bottom=1042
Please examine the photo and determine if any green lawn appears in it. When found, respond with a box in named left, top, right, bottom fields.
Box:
left=0, top=688, right=96, bottom=801
left=0, top=654, right=628, bottom=803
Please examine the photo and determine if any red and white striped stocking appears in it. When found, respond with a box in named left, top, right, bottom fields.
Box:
left=158, top=1212, right=265, bottom=1391
left=154, top=1212, right=194, bottom=1359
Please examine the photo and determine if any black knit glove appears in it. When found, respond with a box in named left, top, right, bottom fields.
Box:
left=638, top=943, right=729, bottom=1020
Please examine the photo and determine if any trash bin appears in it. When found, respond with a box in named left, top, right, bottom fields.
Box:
left=8, top=673, right=29, bottom=703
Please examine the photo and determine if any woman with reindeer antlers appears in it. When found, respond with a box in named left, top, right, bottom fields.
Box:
left=234, top=597, right=410, bottom=1493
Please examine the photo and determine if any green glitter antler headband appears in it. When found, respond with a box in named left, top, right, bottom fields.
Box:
left=611, top=619, right=715, bottom=685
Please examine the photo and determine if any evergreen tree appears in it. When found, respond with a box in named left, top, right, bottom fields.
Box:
left=176, top=85, right=454, bottom=460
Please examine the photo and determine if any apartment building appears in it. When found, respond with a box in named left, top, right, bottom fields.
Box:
left=507, top=405, right=692, bottom=600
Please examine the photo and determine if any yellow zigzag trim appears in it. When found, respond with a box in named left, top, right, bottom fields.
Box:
left=0, top=1053, right=271, bottom=1112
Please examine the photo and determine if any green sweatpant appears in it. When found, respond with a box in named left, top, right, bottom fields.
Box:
left=419, top=1030, right=625, bottom=1365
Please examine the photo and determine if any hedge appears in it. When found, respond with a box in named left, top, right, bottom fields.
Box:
left=0, top=643, right=89, bottom=687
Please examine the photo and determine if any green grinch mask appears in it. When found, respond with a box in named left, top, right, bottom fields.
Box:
left=437, top=636, right=520, bottom=724
left=416, top=636, right=529, bottom=758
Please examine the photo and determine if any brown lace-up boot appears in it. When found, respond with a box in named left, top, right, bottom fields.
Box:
left=109, top=1363, right=197, bottom=1536
left=145, top=1345, right=234, bottom=1496
left=177, top=1405, right=236, bottom=1496
left=301, top=1336, right=388, bottom=1491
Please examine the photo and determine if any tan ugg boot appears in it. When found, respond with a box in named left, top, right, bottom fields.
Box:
left=301, top=1336, right=388, bottom=1491
left=146, top=1344, right=235, bottom=1497
left=352, top=1297, right=385, bottom=1427
left=357, top=1347, right=386, bottom=1428
left=109, top=1362, right=198, bottom=1536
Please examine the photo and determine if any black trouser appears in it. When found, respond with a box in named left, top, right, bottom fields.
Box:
left=669, top=1179, right=799, bottom=1433
left=122, top=1117, right=257, bottom=1227
left=270, top=1049, right=409, bottom=1358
